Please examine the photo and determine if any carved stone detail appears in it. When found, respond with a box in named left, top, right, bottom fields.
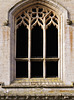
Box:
left=15, top=5, right=58, bottom=29
left=67, top=19, right=72, bottom=25
left=3, top=20, right=9, bottom=26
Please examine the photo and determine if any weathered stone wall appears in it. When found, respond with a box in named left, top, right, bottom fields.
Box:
left=65, top=26, right=74, bottom=84
left=0, top=0, right=74, bottom=86
left=0, top=26, right=10, bottom=85
left=0, top=87, right=74, bottom=99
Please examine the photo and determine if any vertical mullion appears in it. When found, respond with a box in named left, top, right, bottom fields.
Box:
left=28, top=18, right=31, bottom=78
left=43, top=17, right=46, bottom=78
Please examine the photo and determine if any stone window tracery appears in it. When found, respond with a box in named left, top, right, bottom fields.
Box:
left=15, top=5, right=59, bottom=78
left=16, top=6, right=58, bottom=29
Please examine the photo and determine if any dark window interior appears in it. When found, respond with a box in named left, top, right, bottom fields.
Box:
left=46, top=24, right=58, bottom=58
left=16, top=24, right=28, bottom=58
left=16, top=61, right=28, bottom=78
left=31, top=24, right=43, bottom=58
left=31, top=61, right=43, bottom=78
left=16, top=23, right=58, bottom=78
left=46, top=61, right=58, bottom=77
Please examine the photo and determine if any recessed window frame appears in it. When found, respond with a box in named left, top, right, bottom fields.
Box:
left=15, top=5, right=60, bottom=79
left=8, top=0, right=69, bottom=86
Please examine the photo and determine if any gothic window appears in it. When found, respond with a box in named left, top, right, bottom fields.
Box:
left=15, top=6, right=59, bottom=78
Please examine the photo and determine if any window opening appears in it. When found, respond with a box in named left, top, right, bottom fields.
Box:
left=31, top=61, right=43, bottom=78
left=46, top=24, right=58, bottom=58
left=16, top=24, right=28, bottom=58
left=16, top=61, right=28, bottom=78
left=31, top=24, right=43, bottom=58
left=46, top=61, right=58, bottom=78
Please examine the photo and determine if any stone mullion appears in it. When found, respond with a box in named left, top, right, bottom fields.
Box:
left=28, top=17, right=31, bottom=79
left=43, top=17, right=46, bottom=78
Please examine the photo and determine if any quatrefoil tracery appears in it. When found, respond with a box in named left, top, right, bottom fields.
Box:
left=16, top=6, right=58, bottom=29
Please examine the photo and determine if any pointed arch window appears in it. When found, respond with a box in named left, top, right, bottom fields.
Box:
left=15, top=6, right=59, bottom=78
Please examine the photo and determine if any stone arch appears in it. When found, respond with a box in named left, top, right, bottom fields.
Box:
left=9, top=0, right=68, bottom=19
left=8, top=0, right=68, bottom=84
